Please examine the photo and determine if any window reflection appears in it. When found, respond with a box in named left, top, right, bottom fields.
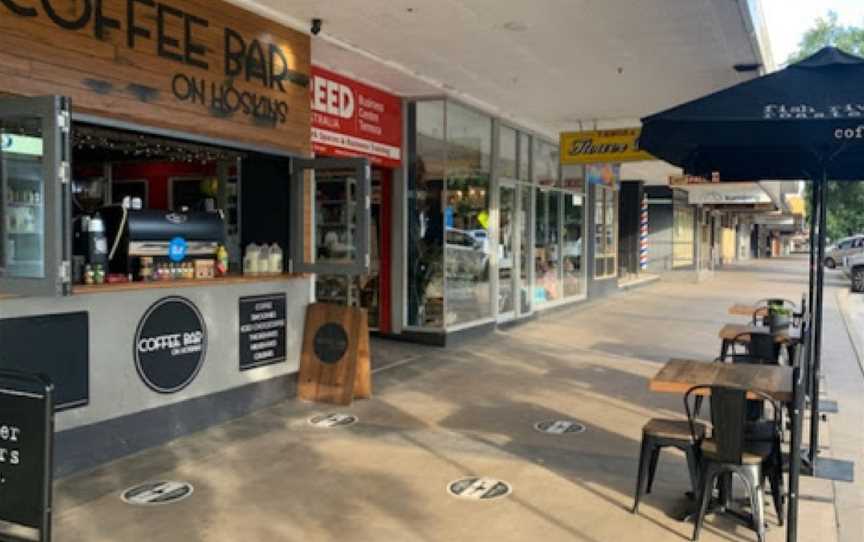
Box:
left=499, top=126, right=517, bottom=179
left=445, top=102, right=492, bottom=325
left=594, top=185, right=618, bottom=278
left=563, top=192, right=584, bottom=297
left=407, top=101, right=445, bottom=327
left=535, top=189, right=561, bottom=304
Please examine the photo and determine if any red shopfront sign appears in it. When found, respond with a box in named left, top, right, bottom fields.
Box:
left=310, top=66, right=402, bottom=168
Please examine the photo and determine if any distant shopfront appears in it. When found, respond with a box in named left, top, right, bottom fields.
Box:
left=645, top=187, right=698, bottom=274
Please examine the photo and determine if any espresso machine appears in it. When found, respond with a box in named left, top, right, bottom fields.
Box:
left=100, top=207, right=225, bottom=279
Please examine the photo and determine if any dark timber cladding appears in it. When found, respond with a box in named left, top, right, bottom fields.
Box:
left=0, top=0, right=312, bottom=153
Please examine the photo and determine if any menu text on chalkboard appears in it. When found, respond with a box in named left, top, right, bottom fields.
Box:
left=239, top=294, right=287, bottom=370
left=0, top=372, right=53, bottom=542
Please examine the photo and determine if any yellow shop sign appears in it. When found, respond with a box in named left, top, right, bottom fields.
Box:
left=560, top=128, right=653, bottom=164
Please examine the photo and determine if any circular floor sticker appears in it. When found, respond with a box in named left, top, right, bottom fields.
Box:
left=122, top=481, right=194, bottom=505
left=308, top=413, right=358, bottom=428
left=447, top=477, right=512, bottom=501
left=534, top=420, right=587, bottom=435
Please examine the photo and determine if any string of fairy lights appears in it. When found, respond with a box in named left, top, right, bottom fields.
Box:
left=73, top=126, right=244, bottom=163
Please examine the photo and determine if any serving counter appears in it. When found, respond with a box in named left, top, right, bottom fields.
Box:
left=0, top=274, right=314, bottom=476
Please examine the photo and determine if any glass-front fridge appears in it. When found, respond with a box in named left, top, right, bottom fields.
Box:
left=0, top=96, right=70, bottom=297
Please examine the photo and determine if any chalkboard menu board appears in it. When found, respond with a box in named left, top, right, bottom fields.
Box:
left=0, top=312, right=89, bottom=411
left=0, top=372, right=53, bottom=541
left=239, top=294, right=287, bottom=370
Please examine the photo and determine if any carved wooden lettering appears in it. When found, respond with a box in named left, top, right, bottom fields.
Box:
left=0, top=0, right=311, bottom=152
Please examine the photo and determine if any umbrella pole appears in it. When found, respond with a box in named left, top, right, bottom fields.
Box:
left=807, top=180, right=818, bottom=322
left=809, top=170, right=828, bottom=467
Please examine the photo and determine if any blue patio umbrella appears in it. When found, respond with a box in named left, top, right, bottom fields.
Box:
left=640, top=47, right=864, bottom=180
left=640, top=47, right=861, bottom=542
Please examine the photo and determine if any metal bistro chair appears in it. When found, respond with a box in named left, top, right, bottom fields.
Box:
left=631, top=417, right=706, bottom=514
left=696, top=330, right=777, bottom=418
left=685, top=385, right=781, bottom=542
left=718, top=334, right=786, bottom=525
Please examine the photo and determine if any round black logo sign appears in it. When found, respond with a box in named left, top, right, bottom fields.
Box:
left=134, top=297, right=206, bottom=394
left=313, top=323, right=349, bottom=364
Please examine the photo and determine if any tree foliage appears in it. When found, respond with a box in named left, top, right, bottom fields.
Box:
left=793, top=12, right=864, bottom=241
left=788, top=11, right=864, bottom=63
left=807, top=182, right=864, bottom=242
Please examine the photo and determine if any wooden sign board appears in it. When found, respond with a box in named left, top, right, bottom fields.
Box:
left=0, top=0, right=311, bottom=154
left=298, top=303, right=371, bottom=406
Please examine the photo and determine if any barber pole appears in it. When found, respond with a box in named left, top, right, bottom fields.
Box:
left=640, top=194, right=649, bottom=270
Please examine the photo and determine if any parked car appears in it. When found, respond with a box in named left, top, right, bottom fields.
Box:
left=464, top=229, right=491, bottom=254
left=841, top=252, right=864, bottom=292
left=825, top=234, right=864, bottom=268
left=446, top=228, right=489, bottom=279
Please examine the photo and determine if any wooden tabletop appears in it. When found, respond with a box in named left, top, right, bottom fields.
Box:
left=718, top=323, right=800, bottom=344
left=650, top=358, right=794, bottom=402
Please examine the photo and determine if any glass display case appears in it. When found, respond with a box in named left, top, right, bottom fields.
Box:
left=314, top=173, right=358, bottom=264
left=0, top=96, right=70, bottom=297
left=2, top=135, right=46, bottom=278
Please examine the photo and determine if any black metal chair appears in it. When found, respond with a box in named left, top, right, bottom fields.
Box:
left=697, top=331, right=777, bottom=418
left=685, top=385, right=781, bottom=542
left=714, top=345, right=786, bottom=525
left=631, top=418, right=705, bottom=514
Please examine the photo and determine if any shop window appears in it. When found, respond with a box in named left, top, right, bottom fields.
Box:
left=498, top=126, right=517, bottom=179
left=407, top=100, right=445, bottom=328
left=533, top=139, right=559, bottom=187
left=594, top=185, right=618, bottom=279
left=673, top=205, right=695, bottom=268
left=444, top=101, right=492, bottom=326
left=562, top=164, right=585, bottom=297
left=519, top=184, right=532, bottom=314
left=562, top=163, right=585, bottom=192
left=535, top=188, right=561, bottom=304
left=519, top=133, right=531, bottom=182
left=563, top=191, right=585, bottom=297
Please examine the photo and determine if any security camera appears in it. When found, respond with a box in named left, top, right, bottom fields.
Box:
left=311, top=18, right=322, bottom=36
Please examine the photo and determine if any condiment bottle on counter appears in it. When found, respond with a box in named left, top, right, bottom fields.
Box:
left=258, top=244, right=271, bottom=274
left=139, top=257, right=154, bottom=282
left=244, top=243, right=260, bottom=275
left=269, top=243, right=283, bottom=274
left=216, top=245, right=229, bottom=276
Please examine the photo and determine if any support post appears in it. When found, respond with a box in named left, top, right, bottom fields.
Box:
left=787, top=366, right=804, bottom=542
left=809, top=171, right=828, bottom=466
left=807, top=181, right=818, bottom=325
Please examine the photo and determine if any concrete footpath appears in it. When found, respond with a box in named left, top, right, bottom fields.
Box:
left=51, top=256, right=856, bottom=542
left=831, top=285, right=864, bottom=542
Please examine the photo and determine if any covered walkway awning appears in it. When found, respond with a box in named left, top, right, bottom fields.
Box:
left=234, top=0, right=770, bottom=138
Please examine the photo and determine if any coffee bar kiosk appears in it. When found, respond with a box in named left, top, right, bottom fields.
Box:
left=0, top=0, right=370, bottom=476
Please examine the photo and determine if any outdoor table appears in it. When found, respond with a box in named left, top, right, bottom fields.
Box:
left=718, top=323, right=802, bottom=360
left=650, top=358, right=793, bottom=403
left=649, top=358, right=799, bottom=532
